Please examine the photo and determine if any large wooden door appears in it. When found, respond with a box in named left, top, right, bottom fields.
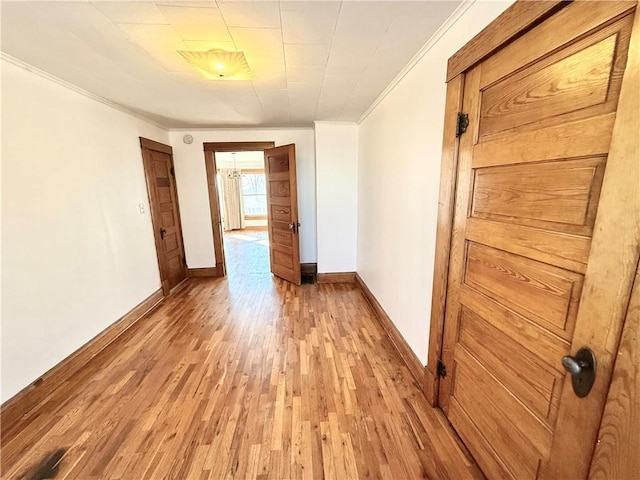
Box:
left=438, top=3, right=638, bottom=479
left=264, top=144, right=301, bottom=285
left=140, top=138, right=187, bottom=295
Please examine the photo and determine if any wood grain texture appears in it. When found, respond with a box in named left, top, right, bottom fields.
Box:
left=203, top=141, right=275, bottom=152
left=590, top=264, right=640, bottom=479
left=438, top=65, right=481, bottom=412
left=0, top=276, right=482, bottom=480
left=465, top=217, right=591, bottom=274
left=355, top=274, right=424, bottom=387
left=317, top=273, right=356, bottom=284
left=438, top=5, right=638, bottom=478
left=471, top=157, right=605, bottom=235
left=446, top=0, right=566, bottom=81
left=425, top=74, right=464, bottom=406
left=265, top=144, right=301, bottom=285
left=204, top=150, right=227, bottom=276
left=0, top=288, right=164, bottom=442
left=464, top=243, right=583, bottom=338
left=141, top=138, right=187, bottom=295
left=139, top=137, right=172, bottom=155
left=542, top=6, right=640, bottom=478
left=479, top=35, right=616, bottom=137
left=472, top=113, right=616, bottom=169
left=479, top=1, right=636, bottom=89
left=188, top=267, right=222, bottom=278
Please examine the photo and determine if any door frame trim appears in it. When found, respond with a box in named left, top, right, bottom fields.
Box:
left=424, top=0, right=638, bottom=406
left=139, top=137, right=187, bottom=296
left=203, top=141, right=275, bottom=277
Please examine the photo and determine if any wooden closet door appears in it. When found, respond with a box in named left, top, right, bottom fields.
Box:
left=438, top=3, right=638, bottom=479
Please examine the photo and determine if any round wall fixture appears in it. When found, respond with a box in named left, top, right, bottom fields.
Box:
left=182, top=134, right=194, bottom=144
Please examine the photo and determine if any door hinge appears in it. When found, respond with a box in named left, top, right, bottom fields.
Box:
left=456, top=112, right=469, bottom=137
left=170, top=166, right=175, bottom=177
left=437, top=359, right=447, bottom=378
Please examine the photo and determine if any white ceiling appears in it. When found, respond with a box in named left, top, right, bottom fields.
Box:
left=1, top=1, right=461, bottom=128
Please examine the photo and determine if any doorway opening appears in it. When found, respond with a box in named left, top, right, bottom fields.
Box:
left=204, top=141, right=302, bottom=284
left=216, top=151, right=270, bottom=275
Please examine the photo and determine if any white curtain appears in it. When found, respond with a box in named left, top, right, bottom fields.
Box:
left=220, top=169, right=245, bottom=231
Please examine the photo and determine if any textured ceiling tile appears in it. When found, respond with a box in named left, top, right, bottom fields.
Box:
left=118, top=23, right=192, bottom=73
left=1, top=0, right=464, bottom=127
left=217, top=1, right=280, bottom=28
left=286, top=66, right=325, bottom=85
left=230, top=27, right=283, bottom=57
left=252, top=74, right=288, bottom=91
left=153, top=1, right=217, bottom=7
left=281, top=10, right=337, bottom=45
left=279, top=1, right=340, bottom=16
left=244, top=54, right=285, bottom=76
left=91, top=2, right=169, bottom=25
left=182, top=40, right=237, bottom=51
left=156, top=5, right=231, bottom=42
left=284, top=44, right=330, bottom=67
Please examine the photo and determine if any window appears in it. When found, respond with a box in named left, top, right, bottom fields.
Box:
left=241, top=171, right=267, bottom=217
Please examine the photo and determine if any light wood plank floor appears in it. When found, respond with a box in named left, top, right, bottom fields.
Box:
left=1, top=275, right=482, bottom=480
left=223, top=230, right=270, bottom=276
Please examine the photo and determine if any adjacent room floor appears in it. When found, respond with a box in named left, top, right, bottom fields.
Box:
left=1, top=274, right=482, bottom=479
left=223, top=229, right=270, bottom=275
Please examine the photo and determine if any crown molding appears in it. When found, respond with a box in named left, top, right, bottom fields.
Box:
left=357, top=0, right=475, bottom=125
left=0, top=52, right=169, bottom=131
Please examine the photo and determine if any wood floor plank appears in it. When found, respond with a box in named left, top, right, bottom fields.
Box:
left=1, top=275, right=483, bottom=480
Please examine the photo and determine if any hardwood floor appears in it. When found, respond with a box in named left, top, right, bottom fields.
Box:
left=224, top=229, right=270, bottom=275
left=1, top=275, right=482, bottom=480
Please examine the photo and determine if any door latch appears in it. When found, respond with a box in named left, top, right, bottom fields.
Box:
left=561, top=347, right=596, bottom=398
left=288, top=222, right=300, bottom=234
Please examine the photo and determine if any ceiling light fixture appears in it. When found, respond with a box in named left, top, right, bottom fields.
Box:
left=177, top=49, right=255, bottom=81
left=228, top=152, right=241, bottom=179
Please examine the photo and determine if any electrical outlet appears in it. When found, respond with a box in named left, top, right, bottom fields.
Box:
left=139, top=203, right=145, bottom=214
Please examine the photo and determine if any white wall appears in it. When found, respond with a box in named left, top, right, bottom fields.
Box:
left=169, top=128, right=316, bottom=266
left=1, top=59, right=169, bottom=402
left=314, top=122, right=358, bottom=273
left=216, top=151, right=265, bottom=170
left=357, top=0, right=515, bottom=364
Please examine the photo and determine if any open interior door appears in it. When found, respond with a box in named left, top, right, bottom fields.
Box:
left=264, top=144, right=301, bottom=285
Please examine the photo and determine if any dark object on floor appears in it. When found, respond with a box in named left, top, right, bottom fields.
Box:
left=25, top=448, right=66, bottom=480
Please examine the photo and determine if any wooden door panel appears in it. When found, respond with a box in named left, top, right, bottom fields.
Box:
left=269, top=180, right=290, bottom=197
left=458, top=307, right=564, bottom=425
left=164, top=233, right=179, bottom=253
left=272, top=230, right=293, bottom=247
left=459, top=286, right=570, bottom=370
left=471, top=158, right=606, bottom=234
left=439, top=7, right=637, bottom=479
left=479, top=1, right=635, bottom=89
left=161, top=210, right=175, bottom=228
left=271, top=205, right=291, bottom=223
left=448, top=399, right=514, bottom=480
left=472, top=113, right=616, bottom=168
left=267, top=155, right=290, bottom=173
left=157, top=187, right=172, bottom=204
left=265, top=144, right=301, bottom=285
left=453, top=348, right=551, bottom=480
left=479, top=35, right=617, bottom=138
left=465, top=218, right=592, bottom=273
left=464, top=243, right=583, bottom=338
